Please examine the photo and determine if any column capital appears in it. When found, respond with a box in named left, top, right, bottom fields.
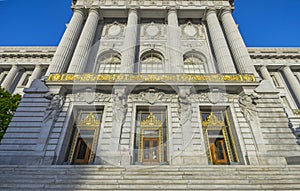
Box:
left=128, top=8, right=138, bottom=14
left=205, top=8, right=217, bottom=18
left=89, top=8, right=100, bottom=15
left=220, top=7, right=232, bottom=18
left=167, top=8, right=178, bottom=15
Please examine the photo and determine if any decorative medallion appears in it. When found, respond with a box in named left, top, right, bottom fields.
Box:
left=183, top=24, right=197, bottom=37
left=145, top=23, right=160, bottom=37
left=108, top=25, right=121, bottom=36
left=106, top=22, right=123, bottom=38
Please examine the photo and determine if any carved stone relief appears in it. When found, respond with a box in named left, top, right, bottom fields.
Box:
left=191, top=91, right=229, bottom=104
left=142, top=23, right=165, bottom=39
left=130, top=91, right=176, bottom=104
left=238, top=92, right=261, bottom=122
left=178, top=88, right=192, bottom=125
left=181, top=22, right=204, bottom=39
left=103, top=22, right=125, bottom=39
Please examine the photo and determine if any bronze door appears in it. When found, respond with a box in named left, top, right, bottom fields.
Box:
left=210, top=139, right=228, bottom=165
left=73, top=138, right=92, bottom=164
left=142, top=138, right=160, bottom=163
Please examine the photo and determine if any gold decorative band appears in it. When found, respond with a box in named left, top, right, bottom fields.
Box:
left=47, top=73, right=256, bottom=83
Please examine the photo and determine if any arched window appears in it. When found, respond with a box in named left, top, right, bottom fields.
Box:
left=140, top=51, right=164, bottom=73
left=183, top=53, right=205, bottom=74
left=96, top=51, right=121, bottom=73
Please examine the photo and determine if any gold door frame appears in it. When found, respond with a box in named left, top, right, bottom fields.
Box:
left=202, top=112, right=239, bottom=164
left=138, top=113, right=164, bottom=163
left=68, top=112, right=101, bottom=164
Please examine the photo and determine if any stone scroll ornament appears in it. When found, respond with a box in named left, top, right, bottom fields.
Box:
left=112, top=90, right=128, bottom=127
left=178, top=89, right=192, bottom=126
left=43, top=94, right=65, bottom=124
left=239, top=92, right=261, bottom=122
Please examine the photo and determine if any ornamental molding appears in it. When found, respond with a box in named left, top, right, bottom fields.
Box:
left=74, top=0, right=231, bottom=7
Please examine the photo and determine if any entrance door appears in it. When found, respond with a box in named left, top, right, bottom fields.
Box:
left=142, top=138, right=160, bottom=163
left=73, top=138, right=92, bottom=164
left=210, top=139, right=228, bottom=165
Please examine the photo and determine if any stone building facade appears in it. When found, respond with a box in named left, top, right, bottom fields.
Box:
left=0, top=0, right=299, bottom=166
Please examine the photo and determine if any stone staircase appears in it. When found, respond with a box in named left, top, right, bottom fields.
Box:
left=1, top=165, right=300, bottom=190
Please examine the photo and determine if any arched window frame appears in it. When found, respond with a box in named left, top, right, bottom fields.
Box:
left=96, top=51, right=121, bottom=73
left=139, top=50, right=164, bottom=74
left=183, top=52, right=206, bottom=74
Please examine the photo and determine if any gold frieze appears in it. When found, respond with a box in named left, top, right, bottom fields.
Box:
left=47, top=73, right=256, bottom=83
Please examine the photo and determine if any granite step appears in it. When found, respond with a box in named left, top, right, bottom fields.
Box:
left=0, top=165, right=300, bottom=190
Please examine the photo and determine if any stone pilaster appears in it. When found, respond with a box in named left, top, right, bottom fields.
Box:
left=206, top=9, right=236, bottom=73
left=68, top=9, right=100, bottom=73
left=167, top=9, right=184, bottom=73
left=120, top=9, right=138, bottom=73
left=281, top=66, right=300, bottom=104
left=1, top=65, right=19, bottom=92
left=46, top=9, right=84, bottom=75
left=26, top=64, right=44, bottom=88
left=274, top=72, right=286, bottom=87
left=220, top=9, right=259, bottom=77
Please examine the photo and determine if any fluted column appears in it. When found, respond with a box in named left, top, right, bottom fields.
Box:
left=259, top=65, right=272, bottom=80
left=46, top=9, right=84, bottom=76
left=167, top=9, right=184, bottom=73
left=221, top=9, right=258, bottom=77
left=206, top=9, right=236, bottom=73
left=120, top=9, right=138, bottom=73
left=282, top=66, right=300, bottom=104
left=26, top=64, right=43, bottom=88
left=1, top=65, right=19, bottom=91
left=68, top=9, right=100, bottom=73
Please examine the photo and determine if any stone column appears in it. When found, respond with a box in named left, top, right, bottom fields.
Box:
left=26, top=64, right=44, bottom=88
left=259, top=65, right=272, bottom=80
left=68, top=9, right=100, bottom=73
left=206, top=9, right=236, bottom=73
left=1, top=65, right=19, bottom=91
left=120, top=9, right=138, bottom=73
left=167, top=9, right=184, bottom=73
left=46, top=9, right=85, bottom=76
left=221, top=9, right=258, bottom=77
left=281, top=66, right=300, bottom=104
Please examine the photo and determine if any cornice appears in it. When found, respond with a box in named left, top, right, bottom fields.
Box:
left=0, top=47, right=56, bottom=59
left=248, top=47, right=300, bottom=59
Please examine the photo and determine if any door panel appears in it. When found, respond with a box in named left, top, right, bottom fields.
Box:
left=74, top=138, right=92, bottom=164
left=143, top=138, right=160, bottom=163
left=210, top=139, right=228, bottom=165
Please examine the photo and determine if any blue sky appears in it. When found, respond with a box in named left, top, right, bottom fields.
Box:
left=0, top=0, right=299, bottom=47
